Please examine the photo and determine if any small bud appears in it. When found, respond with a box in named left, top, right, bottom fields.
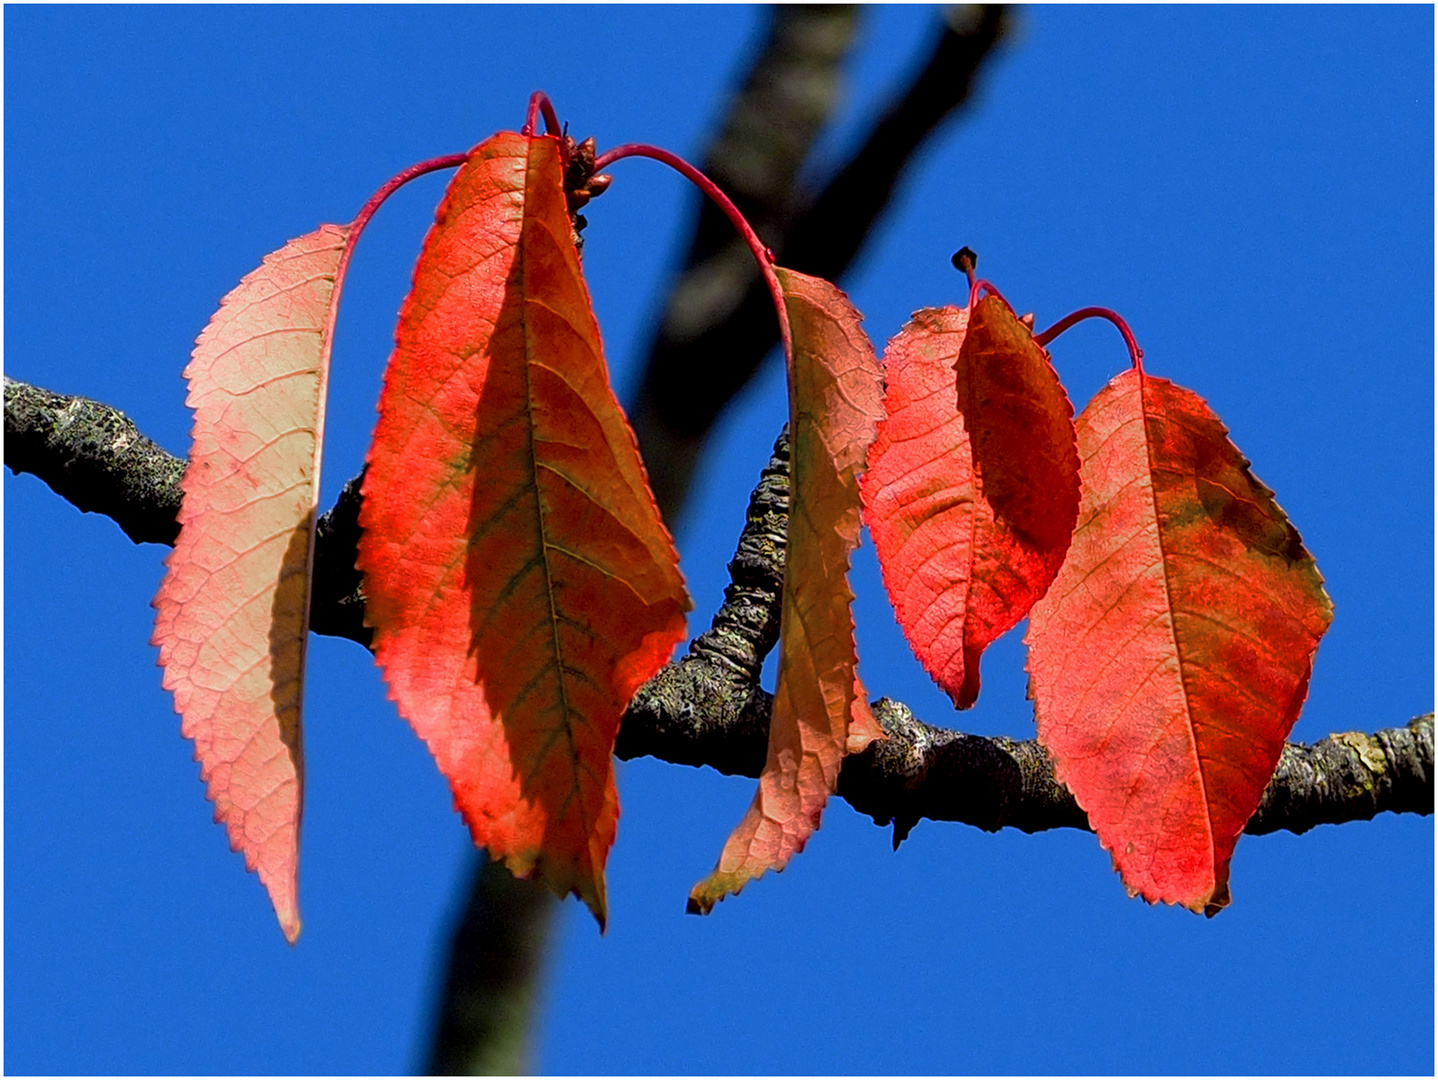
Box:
left=573, top=136, right=597, bottom=173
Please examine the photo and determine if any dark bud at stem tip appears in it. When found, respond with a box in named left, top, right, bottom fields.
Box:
left=951, top=246, right=978, bottom=274
left=562, top=136, right=610, bottom=212
left=563, top=135, right=597, bottom=185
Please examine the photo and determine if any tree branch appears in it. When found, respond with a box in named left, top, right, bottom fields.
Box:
left=629, top=4, right=1011, bottom=523
left=424, top=855, right=557, bottom=1077
left=3, top=376, right=184, bottom=545
left=8, top=378, right=1431, bottom=843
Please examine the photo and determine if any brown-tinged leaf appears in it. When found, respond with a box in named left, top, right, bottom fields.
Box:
left=1025, top=369, right=1333, bottom=914
left=357, top=131, right=690, bottom=928
left=688, top=267, right=885, bottom=914
left=152, top=223, right=353, bottom=943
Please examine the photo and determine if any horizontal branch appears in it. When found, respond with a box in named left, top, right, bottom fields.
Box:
left=6, top=377, right=1432, bottom=842
left=3, top=376, right=184, bottom=545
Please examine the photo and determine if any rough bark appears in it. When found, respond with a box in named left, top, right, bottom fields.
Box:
left=3, top=376, right=183, bottom=546
left=8, top=379, right=1431, bottom=843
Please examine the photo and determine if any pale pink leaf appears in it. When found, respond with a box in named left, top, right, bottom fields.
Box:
left=152, top=223, right=352, bottom=943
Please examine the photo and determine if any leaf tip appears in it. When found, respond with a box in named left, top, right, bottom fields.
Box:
left=687, top=864, right=753, bottom=915
left=954, top=657, right=982, bottom=711
left=265, top=872, right=303, bottom=944
left=1201, top=879, right=1231, bottom=918
left=584, top=884, right=610, bottom=934
left=845, top=695, right=886, bottom=754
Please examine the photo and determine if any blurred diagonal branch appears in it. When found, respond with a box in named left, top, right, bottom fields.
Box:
left=424, top=855, right=556, bottom=1077
left=7, top=381, right=1430, bottom=843
left=631, top=3, right=1010, bottom=524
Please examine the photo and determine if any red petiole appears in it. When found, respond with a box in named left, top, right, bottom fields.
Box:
left=515, top=97, right=793, bottom=367
left=346, top=153, right=469, bottom=254
left=326, top=151, right=471, bottom=349
left=1034, top=307, right=1145, bottom=374
left=595, top=142, right=792, bottom=365
left=967, top=277, right=1012, bottom=312
left=522, top=91, right=562, bottom=139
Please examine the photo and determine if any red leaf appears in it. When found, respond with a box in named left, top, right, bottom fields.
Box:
left=357, top=131, right=690, bottom=927
left=861, top=297, right=1080, bottom=709
left=688, top=267, right=885, bottom=914
left=152, top=223, right=353, bottom=943
left=1025, top=369, right=1333, bottom=914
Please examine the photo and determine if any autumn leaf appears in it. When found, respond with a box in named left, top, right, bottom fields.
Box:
left=688, top=267, right=885, bottom=914
left=860, top=295, right=1079, bottom=710
left=357, top=131, right=690, bottom=928
left=1025, top=369, right=1333, bottom=914
left=152, top=223, right=353, bottom=944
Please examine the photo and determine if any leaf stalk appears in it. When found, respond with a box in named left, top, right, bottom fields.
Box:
left=522, top=91, right=562, bottom=138
left=593, top=143, right=793, bottom=368
left=1034, top=306, right=1145, bottom=374
left=967, top=277, right=1012, bottom=312
left=329, top=152, right=472, bottom=371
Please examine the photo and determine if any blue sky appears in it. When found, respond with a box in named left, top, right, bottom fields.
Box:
left=6, top=5, right=1432, bottom=1074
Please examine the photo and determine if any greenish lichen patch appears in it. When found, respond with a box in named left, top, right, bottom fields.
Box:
left=1335, top=731, right=1388, bottom=775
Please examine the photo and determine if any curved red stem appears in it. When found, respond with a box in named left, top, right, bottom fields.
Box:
left=339, top=151, right=470, bottom=292
left=967, top=277, right=1011, bottom=312
left=347, top=153, right=469, bottom=246
left=325, top=151, right=470, bottom=373
left=1033, top=306, right=1145, bottom=374
left=594, top=142, right=791, bottom=365
left=522, top=91, right=562, bottom=137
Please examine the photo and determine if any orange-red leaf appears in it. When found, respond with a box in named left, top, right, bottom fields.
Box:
left=357, top=131, right=689, bottom=928
left=860, top=297, right=1080, bottom=709
left=152, top=223, right=353, bottom=944
left=688, top=267, right=885, bottom=914
left=1025, top=369, right=1333, bottom=914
